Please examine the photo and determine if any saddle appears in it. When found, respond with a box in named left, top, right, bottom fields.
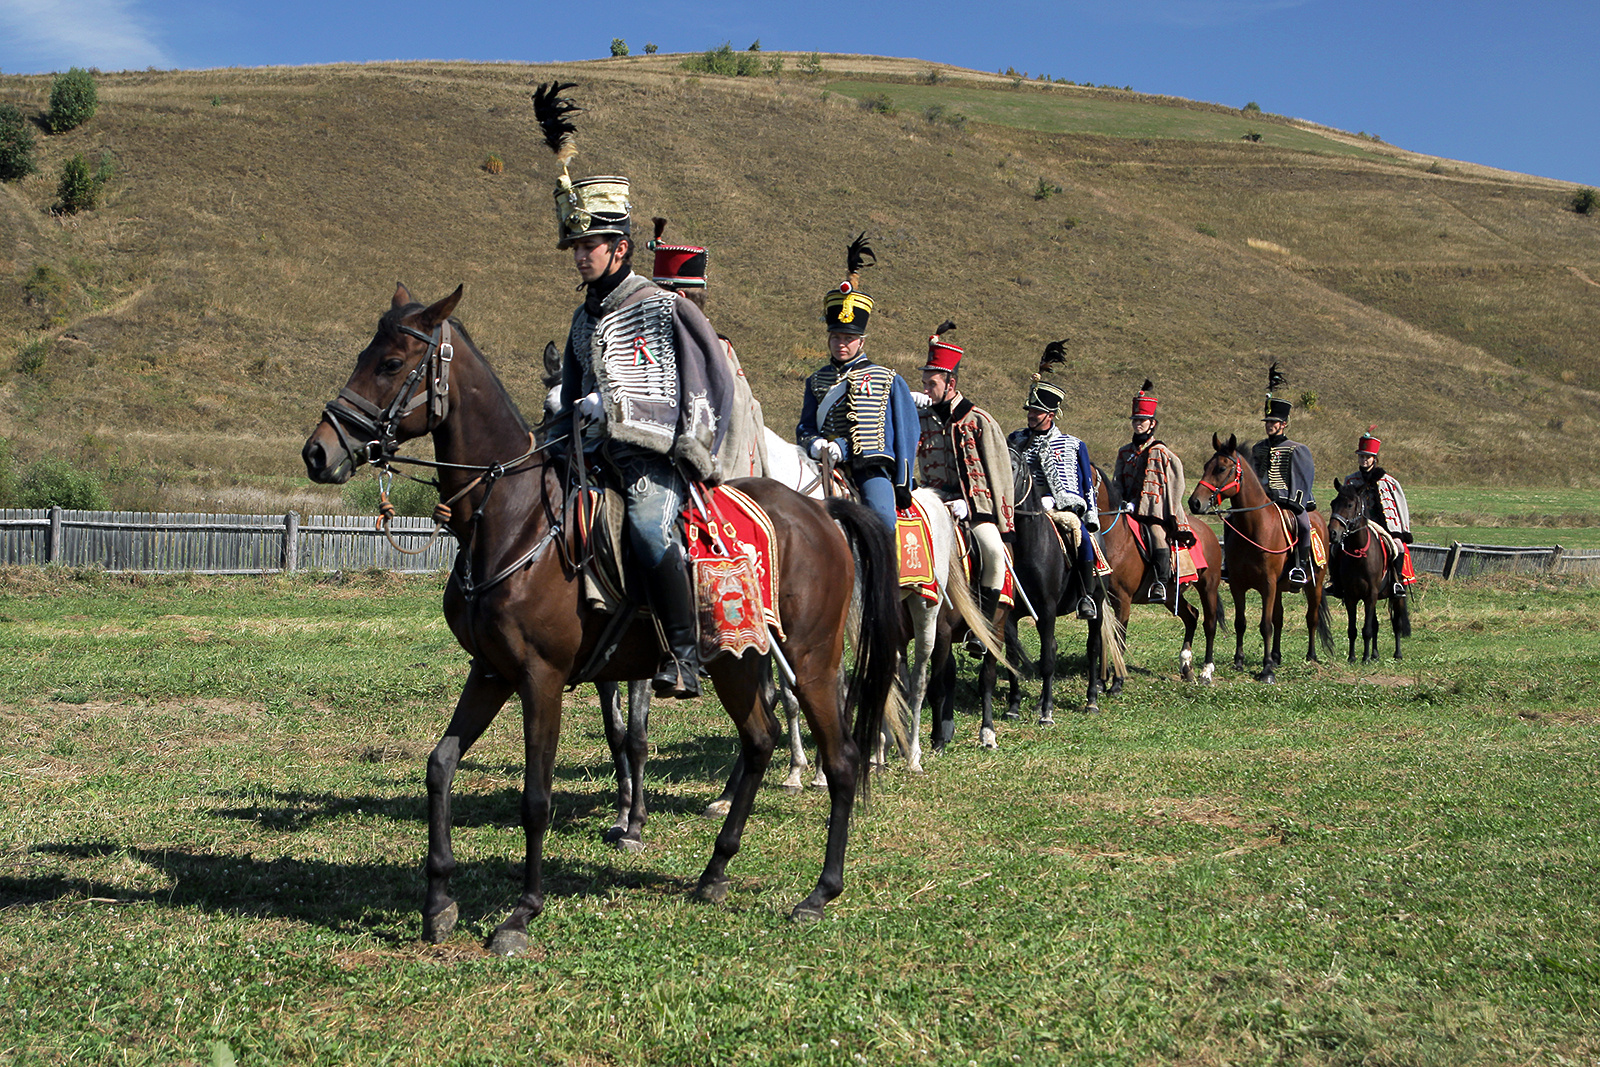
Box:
left=1365, top=520, right=1417, bottom=586
left=572, top=480, right=785, bottom=666
left=1273, top=504, right=1328, bottom=569
left=1126, top=517, right=1203, bottom=588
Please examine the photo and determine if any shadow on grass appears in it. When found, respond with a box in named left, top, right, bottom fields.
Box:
left=2, top=841, right=687, bottom=937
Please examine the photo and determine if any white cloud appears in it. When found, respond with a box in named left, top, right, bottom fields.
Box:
left=0, top=0, right=171, bottom=73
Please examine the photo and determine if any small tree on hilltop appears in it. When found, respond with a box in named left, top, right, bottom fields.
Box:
left=1573, top=187, right=1598, bottom=216
left=55, top=152, right=101, bottom=214
left=610, top=38, right=629, bottom=57
left=0, top=103, right=37, bottom=181
left=644, top=42, right=658, bottom=54
left=46, top=67, right=98, bottom=133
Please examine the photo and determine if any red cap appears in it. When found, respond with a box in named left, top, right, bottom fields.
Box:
left=1130, top=379, right=1158, bottom=420
left=922, top=318, right=961, bottom=373
left=1357, top=426, right=1381, bottom=456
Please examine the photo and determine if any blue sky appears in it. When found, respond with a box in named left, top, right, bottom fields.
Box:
left=2, top=0, right=1596, bottom=187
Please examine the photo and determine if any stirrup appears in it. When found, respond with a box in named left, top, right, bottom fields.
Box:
left=1146, top=580, right=1166, bottom=602
left=1287, top=566, right=1308, bottom=588
left=1393, top=581, right=1406, bottom=597
left=1076, top=596, right=1097, bottom=620
left=652, top=657, right=702, bottom=700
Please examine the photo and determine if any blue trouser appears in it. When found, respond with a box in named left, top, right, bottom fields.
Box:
left=606, top=447, right=686, bottom=568
left=853, top=467, right=898, bottom=533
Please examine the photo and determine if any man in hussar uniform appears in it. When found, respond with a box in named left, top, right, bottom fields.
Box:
left=1006, top=341, right=1099, bottom=620
left=1251, top=362, right=1316, bottom=590
left=1342, top=426, right=1413, bottom=597
left=796, top=233, right=919, bottom=533
left=1113, top=380, right=1196, bottom=604
left=647, top=218, right=769, bottom=480
left=913, top=320, right=1016, bottom=625
left=535, top=82, right=735, bottom=699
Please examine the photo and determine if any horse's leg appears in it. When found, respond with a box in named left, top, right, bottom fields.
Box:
left=781, top=672, right=811, bottom=792
left=596, top=680, right=631, bottom=842
left=1082, top=594, right=1101, bottom=714
left=693, top=653, right=779, bottom=906
left=1304, top=581, right=1322, bottom=663
left=1231, top=580, right=1249, bottom=671
left=1035, top=606, right=1057, bottom=723
left=1177, top=594, right=1199, bottom=682
left=1199, top=576, right=1218, bottom=685
left=977, top=610, right=1004, bottom=749
left=616, top=679, right=650, bottom=849
left=903, top=597, right=936, bottom=773
left=788, top=661, right=867, bottom=921
left=1110, top=591, right=1131, bottom=697
left=423, top=664, right=516, bottom=943
left=486, top=662, right=567, bottom=956
left=1003, top=609, right=1024, bottom=721
left=1345, top=590, right=1359, bottom=661
left=930, top=620, right=956, bottom=753
left=1363, top=591, right=1380, bottom=664
left=1257, top=589, right=1278, bottom=684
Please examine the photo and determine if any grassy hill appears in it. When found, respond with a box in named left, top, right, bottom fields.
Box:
left=1, top=53, right=1597, bottom=514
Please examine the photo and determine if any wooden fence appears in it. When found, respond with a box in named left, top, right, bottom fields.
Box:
left=0, top=509, right=456, bottom=574
left=2, top=508, right=1597, bottom=580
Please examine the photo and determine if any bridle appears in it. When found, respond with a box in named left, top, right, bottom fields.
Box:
left=321, top=319, right=456, bottom=475
left=1194, top=453, right=1242, bottom=514
left=1329, top=487, right=1374, bottom=557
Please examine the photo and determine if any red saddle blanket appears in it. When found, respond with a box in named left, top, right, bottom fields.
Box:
left=684, top=485, right=784, bottom=660
left=896, top=499, right=940, bottom=603
left=1128, top=519, right=1204, bottom=586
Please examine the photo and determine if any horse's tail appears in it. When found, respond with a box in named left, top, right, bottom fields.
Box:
left=827, top=498, right=904, bottom=801
left=1098, top=592, right=1127, bottom=684
left=945, top=565, right=1008, bottom=667
left=1391, top=592, right=1412, bottom=638
left=1315, top=581, right=1335, bottom=655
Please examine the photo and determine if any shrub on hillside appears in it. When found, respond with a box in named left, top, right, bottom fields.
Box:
left=858, top=93, right=895, bottom=116
left=681, top=42, right=763, bottom=77
left=644, top=43, right=657, bottom=54
left=0, top=103, right=37, bottom=181
left=482, top=153, right=503, bottom=174
left=55, top=152, right=101, bottom=213
left=1242, top=101, right=1261, bottom=114
left=610, top=38, right=629, bottom=57
left=15, top=456, right=109, bottom=510
left=798, top=52, right=823, bottom=76
left=46, top=67, right=98, bottom=133
left=1573, top=187, right=1598, bottom=216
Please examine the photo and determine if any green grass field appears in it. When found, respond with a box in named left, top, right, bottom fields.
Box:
left=3, top=567, right=1598, bottom=1064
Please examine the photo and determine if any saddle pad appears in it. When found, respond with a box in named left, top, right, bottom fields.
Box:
left=951, top=521, right=1014, bottom=608
left=1127, top=517, right=1200, bottom=586
left=895, top=499, right=940, bottom=602
left=1366, top=520, right=1417, bottom=585
left=1276, top=506, right=1328, bottom=569
left=685, top=484, right=785, bottom=660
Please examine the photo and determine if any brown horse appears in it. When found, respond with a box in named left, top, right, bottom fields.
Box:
left=1093, top=464, right=1222, bottom=686
left=301, top=285, right=904, bottom=954
left=1327, top=476, right=1412, bottom=663
left=1189, top=434, right=1332, bottom=683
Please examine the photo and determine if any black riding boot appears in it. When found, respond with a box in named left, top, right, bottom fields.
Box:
left=646, top=544, right=702, bottom=699
left=1075, top=552, right=1098, bottom=619
left=1147, top=546, right=1171, bottom=604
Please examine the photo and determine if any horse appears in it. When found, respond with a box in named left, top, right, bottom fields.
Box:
left=1002, top=458, right=1125, bottom=719
left=1327, top=476, right=1412, bottom=663
left=1188, top=433, right=1333, bottom=683
left=302, top=285, right=904, bottom=953
left=1093, top=463, right=1223, bottom=687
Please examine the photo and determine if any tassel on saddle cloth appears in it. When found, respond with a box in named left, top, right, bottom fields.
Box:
left=572, top=483, right=785, bottom=662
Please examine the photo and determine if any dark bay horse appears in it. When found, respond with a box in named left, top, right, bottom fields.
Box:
left=302, top=285, right=903, bottom=954
left=1002, top=459, right=1124, bottom=719
left=1328, top=476, right=1412, bottom=662
left=1093, top=464, right=1222, bottom=687
left=1189, top=434, right=1332, bottom=683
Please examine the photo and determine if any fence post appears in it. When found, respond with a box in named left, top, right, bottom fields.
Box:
left=47, top=506, right=63, bottom=563
left=1441, top=541, right=1461, bottom=580
left=283, top=511, right=300, bottom=572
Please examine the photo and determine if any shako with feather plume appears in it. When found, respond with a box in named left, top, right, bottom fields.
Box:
left=1024, top=338, right=1069, bottom=413
left=1263, top=361, right=1293, bottom=422
left=531, top=81, right=632, bottom=250
left=647, top=217, right=707, bottom=289
left=923, top=319, right=961, bottom=373
left=823, top=233, right=876, bottom=336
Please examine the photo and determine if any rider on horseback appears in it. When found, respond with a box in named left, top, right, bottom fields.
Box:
left=1006, top=341, right=1099, bottom=620
left=1113, top=380, right=1196, bottom=605
left=539, top=84, right=735, bottom=700
left=647, top=218, right=769, bottom=481
left=911, top=321, right=1017, bottom=632
left=1342, top=426, right=1413, bottom=597
left=1250, top=362, right=1316, bottom=591
left=796, top=234, right=919, bottom=533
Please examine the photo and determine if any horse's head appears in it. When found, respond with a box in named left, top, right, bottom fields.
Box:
left=1328, top=475, right=1373, bottom=545
left=303, top=283, right=463, bottom=484
left=1188, top=432, right=1241, bottom=515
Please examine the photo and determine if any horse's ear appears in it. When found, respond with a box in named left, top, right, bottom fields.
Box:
left=1333, top=476, right=1344, bottom=496
left=392, top=282, right=413, bottom=309
left=1225, top=433, right=1237, bottom=452
left=419, top=285, right=464, bottom=329
left=1212, top=431, right=1223, bottom=452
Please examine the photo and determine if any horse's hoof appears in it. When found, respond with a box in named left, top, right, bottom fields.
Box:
left=1199, top=664, right=1215, bottom=686
left=601, top=824, right=627, bottom=844
left=979, top=727, right=998, bottom=750
left=779, top=784, right=803, bottom=797
left=1256, top=671, right=1277, bottom=685
left=485, top=926, right=529, bottom=957
left=610, top=836, right=645, bottom=854
left=1037, top=714, right=1054, bottom=726
left=421, top=902, right=458, bottom=944
left=692, top=878, right=731, bottom=905
left=789, top=902, right=825, bottom=923
left=907, top=758, right=925, bottom=775
left=1003, top=708, right=1020, bottom=721
left=703, top=799, right=732, bottom=818
left=1079, top=703, right=1101, bottom=715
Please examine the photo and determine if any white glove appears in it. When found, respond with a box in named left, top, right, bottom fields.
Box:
left=947, top=498, right=969, bottom=521
left=823, top=440, right=843, bottom=463
left=808, top=439, right=842, bottom=463
left=1040, top=495, right=1055, bottom=511
left=909, top=390, right=933, bottom=409
left=575, top=391, right=603, bottom=423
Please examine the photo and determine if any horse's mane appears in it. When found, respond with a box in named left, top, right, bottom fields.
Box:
left=383, top=302, right=532, bottom=435
left=1093, top=461, right=1122, bottom=511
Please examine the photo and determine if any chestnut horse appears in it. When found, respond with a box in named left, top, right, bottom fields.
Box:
left=1093, top=464, right=1223, bottom=686
left=1327, top=476, right=1412, bottom=663
left=1189, top=434, right=1332, bottom=683
left=302, top=286, right=904, bottom=954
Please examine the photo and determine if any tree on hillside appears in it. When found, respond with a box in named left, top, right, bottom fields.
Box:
left=610, top=38, right=629, bottom=57
left=46, top=67, right=98, bottom=133
left=0, top=103, right=37, bottom=181
left=1574, top=187, right=1598, bottom=216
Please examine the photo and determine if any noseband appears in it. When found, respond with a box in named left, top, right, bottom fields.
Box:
left=321, top=320, right=455, bottom=470
left=1195, top=454, right=1242, bottom=510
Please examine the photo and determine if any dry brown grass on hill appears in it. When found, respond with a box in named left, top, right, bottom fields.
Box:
left=0, top=56, right=1597, bottom=512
